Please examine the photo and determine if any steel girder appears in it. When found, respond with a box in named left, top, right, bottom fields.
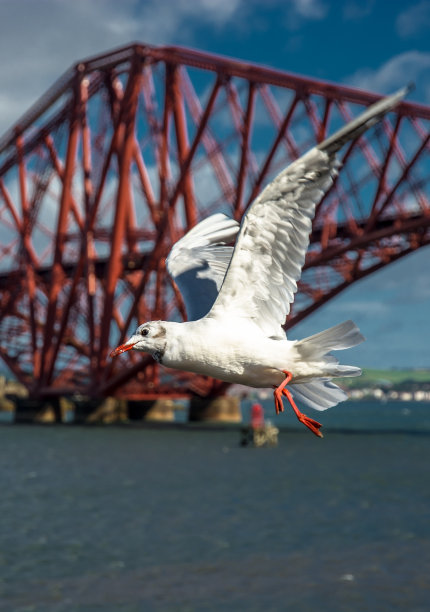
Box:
left=0, top=43, right=429, bottom=399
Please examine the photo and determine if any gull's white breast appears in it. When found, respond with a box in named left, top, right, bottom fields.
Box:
left=161, top=318, right=297, bottom=388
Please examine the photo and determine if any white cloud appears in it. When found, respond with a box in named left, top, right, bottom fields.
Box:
left=347, top=51, right=430, bottom=100
left=283, top=0, right=328, bottom=30
left=0, top=0, right=336, bottom=138
left=291, top=0, right=327, bottom=19
left=342, top=0, right=375, bottom=20
left=0, top=0, right=247, bottom=137
left=396, top=1, right=430, bottom=38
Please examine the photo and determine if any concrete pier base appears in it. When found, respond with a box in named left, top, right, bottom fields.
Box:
left=14, top=397, right=74, bottom=424
left=188, top=395, right=241, bottom=423
left=128, top=399, right=175, bottom=422
left=85, top=397, right=128, bottom=424
left=14, top=399, right=57, bottom=423
left=0, top=396, right=16, bottom=413
left=34, top=404, right=57, bottom=423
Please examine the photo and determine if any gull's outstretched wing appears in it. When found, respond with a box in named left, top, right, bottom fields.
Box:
left=208, top=87, right=410, bottom=338
left=166, top=213, right=239, bottom=321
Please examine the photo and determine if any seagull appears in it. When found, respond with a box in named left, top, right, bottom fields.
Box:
left=111, top=87, right=409, bottom=437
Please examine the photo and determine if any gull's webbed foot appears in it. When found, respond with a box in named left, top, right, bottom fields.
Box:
left=273, top=370, right=324, bottom=438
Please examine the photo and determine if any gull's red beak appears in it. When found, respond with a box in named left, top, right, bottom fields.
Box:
left=110, top=342, right=136, bottom=358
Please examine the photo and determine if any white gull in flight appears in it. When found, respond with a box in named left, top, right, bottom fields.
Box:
left=111, top=87, right=409, bottom=437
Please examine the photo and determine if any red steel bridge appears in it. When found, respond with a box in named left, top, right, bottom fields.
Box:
left=0, top=43, right=429, bottom=401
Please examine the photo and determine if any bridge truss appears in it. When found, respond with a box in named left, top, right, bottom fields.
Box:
left=0, top=43, right=429, bottom=399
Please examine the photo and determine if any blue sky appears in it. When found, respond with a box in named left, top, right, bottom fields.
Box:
left=0, top=0, right=429, bottom=369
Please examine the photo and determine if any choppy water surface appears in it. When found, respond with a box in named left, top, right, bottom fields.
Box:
left=1, top=401, right=430, bottom=611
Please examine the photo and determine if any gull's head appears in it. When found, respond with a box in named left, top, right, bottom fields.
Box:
left=110, top=321, right=167, bottom=358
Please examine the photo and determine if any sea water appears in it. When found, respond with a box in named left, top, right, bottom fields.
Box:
left=0, top=401, right=429, bottom=611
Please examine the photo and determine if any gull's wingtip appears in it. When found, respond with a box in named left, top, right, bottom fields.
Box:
left=317, top=83, right=412, bottom=157
left=386, top=82, right=414, bottom=104
left=404, top=81, right=415, bottom=96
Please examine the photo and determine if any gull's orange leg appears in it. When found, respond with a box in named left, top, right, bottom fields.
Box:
left=273, top=370, right=323, bottom=438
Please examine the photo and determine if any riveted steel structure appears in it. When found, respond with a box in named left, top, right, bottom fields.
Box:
left=0, top=43, right=429, bottom=400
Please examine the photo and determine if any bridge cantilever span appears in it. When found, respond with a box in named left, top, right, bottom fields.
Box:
left=0, top=43, right=429, bottom=399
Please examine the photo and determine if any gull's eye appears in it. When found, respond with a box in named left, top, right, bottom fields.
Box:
left=141, top=328, right=149, bottom=337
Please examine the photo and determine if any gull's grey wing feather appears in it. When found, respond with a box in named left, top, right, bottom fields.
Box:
left=208, top=87, right=410, bottom=338
left=166, top=213, right=239, bottom=321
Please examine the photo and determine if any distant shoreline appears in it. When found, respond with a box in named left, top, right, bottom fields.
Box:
left=340, top=367, right=430, bottom=402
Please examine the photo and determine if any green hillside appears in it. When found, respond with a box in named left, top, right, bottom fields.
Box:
left=341, top=368, right=430, bottom=389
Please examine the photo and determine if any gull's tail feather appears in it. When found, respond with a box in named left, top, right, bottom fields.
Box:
left=296, top=320, right=365, bottom=358
left=290, top=379, right=348, bottom=412
left=292, top=320, right=364, bottom=411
